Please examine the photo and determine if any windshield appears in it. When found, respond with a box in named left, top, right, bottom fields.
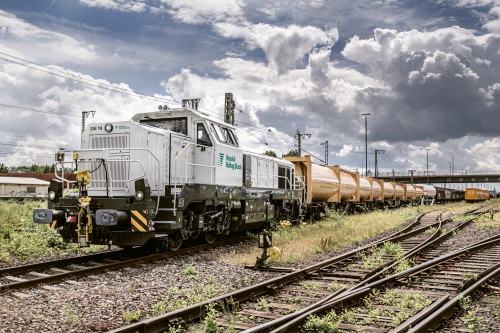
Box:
left=140, top=117, right=187, bottom=135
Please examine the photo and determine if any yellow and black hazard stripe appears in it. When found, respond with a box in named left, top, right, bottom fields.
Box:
left=130, top=210, right=148, bottom=232
left=50, top=220, right=57, bottom=229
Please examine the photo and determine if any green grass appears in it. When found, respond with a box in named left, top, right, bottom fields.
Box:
left=0, top=200, right=107, bottom=263
left=227, top=205, right=436, bottom=265
left=226, top=201, right=495, bottom=265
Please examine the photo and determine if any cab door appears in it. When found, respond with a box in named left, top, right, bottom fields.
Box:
left=193, top=121, right=215, bottom=184
left=170, top=133, right=193, bottom=184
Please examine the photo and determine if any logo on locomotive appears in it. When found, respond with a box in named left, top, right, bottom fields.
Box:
left=217, top=153, right=242, bottom=170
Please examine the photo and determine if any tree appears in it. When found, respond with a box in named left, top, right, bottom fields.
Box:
left=283, top=149, right=300, bottom=157
left=263, top=150, right=277, bottom=158
left=0, top=163, right=8, bottom=173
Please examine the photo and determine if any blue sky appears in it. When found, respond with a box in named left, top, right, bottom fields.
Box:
left=0, top=0, right=499, bottom=188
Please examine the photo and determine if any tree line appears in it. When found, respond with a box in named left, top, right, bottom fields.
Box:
left=0, top=163, right=57, bottom=174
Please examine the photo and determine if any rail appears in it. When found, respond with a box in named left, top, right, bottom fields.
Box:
left=54, top=148, right=161, bottom=214
left=106, top=211, right=431, bottom=333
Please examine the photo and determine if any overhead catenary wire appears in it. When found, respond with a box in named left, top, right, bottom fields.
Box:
left=383, top=153, right=407, bottom=169
left=379, top=154, right=406, bottom=171
left=0, top=52, right=184, bottom=107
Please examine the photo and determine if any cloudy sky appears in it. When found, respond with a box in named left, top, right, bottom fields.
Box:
left=0, top=0, right=499, bottom=185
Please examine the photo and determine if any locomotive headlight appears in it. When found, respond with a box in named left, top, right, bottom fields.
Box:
left=135, top=191, right=144, bottom=201
left=104, top=123, right=114, bottom=133
left=48, top=191, right=56, bottom=201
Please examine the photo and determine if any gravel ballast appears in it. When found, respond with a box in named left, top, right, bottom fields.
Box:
left=1, top=204, right=498, bottom=332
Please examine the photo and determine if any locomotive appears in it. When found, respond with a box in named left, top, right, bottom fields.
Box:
left=34, top=102, right=300, bottom=250
left=32, top=99, right=477, bottom=250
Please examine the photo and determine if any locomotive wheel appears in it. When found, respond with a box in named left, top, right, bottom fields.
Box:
left=168, top=233, right=183, bottom=251
left=204, top=231, right=217, bottom=244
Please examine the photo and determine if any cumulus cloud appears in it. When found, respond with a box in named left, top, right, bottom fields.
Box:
left=79, top=0, right=150, bottom=13
left=214, top=23, right=338, bottom=75
left=161, top=0, right=245, bottom=24
left=342, top=26, right=500, bottom=143
left=0, top=10, right=98, bottom=64
left=468, top=137, right=500, bottom=170
left=483, top=6, right=500, bottom=32
left=0, top=63, right=167, bottom=166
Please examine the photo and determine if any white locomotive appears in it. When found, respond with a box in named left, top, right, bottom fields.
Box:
left=33, top=101, right=301, bottom=250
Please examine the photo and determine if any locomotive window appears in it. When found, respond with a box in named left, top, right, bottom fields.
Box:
left=197, top=123, right=212, bottom=147
left=140, top=117, right=187, bottom=135
left=211, top=123, right=224, bottom=142
left=221, top=127, right=235, bottom=145
left=229, top=130, right=239, bottom=146
left=210, top=123, right=238, bottom=147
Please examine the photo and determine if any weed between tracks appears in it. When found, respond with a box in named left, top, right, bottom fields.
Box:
left=0, top=201, right=107, bottom=263
left=303, top=288, right=431, bottom=332
left=226, top=205, right=436, bottom=265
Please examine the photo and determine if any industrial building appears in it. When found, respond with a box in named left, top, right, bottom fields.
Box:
left=0, top=177, right=50, bottom=197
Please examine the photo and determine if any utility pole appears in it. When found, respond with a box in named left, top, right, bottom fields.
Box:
left=374, top=150, right=385, bottom=177
left=295, top=129, right=311, bottom=157
left=409, top=169, right=415, bottom=184
left=425, top=148, right=430, bottom=185
left=361, top=113, right=370, bottom=177
left=81, top=111, right=96, bottom=142
left=320, top=141, right=328, bottom=166
left=449, top=161, right=452, bottom=188
left=224, top=93, right=235, bottom=125
left=362, top=157, right=364, bottom=176
left=452, top=153, right=454, bottom=175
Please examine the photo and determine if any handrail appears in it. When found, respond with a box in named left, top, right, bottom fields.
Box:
left=249, top=171, right=294, bottom=189
left=54, top=148, right=161, bottom=214
left=173, top=142, right=216, bottom=215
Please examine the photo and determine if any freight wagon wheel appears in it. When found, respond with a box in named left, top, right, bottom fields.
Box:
left=168, top=233, right=183, bottom=251
left=204, top=231, right=217, bottom=244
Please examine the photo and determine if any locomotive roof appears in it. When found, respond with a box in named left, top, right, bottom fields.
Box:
left=130, top=107, right=236, bottom=129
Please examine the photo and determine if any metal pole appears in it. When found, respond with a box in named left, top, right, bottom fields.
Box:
left=320, top=141, right=328, bottom=166
left=361, top=113, right=370, bottom=177
left=296, top=129, right=311, bottom=157
left=374, top=150, right=385, bottom=178
left=449, top=162, right=452, bottom=188
left=224, top=93, right=235, bottom=125
left=365, top=116, right=368, bottom=176
left=81, top=110, right=96, bottom=142
left=325, top=141, right=328, bottom=166
left=297, top=129, right=301, bottom=157
left=425, top=148, right=430, bottom=185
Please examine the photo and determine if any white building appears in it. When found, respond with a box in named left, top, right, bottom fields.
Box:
left=0, top=177, right=50, bottom=197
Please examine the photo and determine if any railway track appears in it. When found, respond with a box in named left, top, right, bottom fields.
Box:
left=0, top=236, right=248, bottom=294
left=107, top=207, right=492, bottom=333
